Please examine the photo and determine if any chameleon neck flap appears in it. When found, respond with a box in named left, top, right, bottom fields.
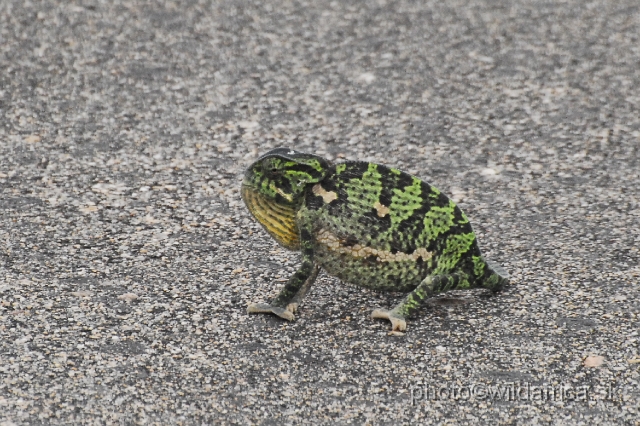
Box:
left=241, top=186, right=300, bottom=250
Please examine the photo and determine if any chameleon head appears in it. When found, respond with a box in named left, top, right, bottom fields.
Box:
left=242, top=148, right=331, bottom=204
left=241, top=148, right=331, bottom=250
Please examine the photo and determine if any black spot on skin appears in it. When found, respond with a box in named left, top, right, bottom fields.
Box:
left=365, top=255, right=378, bottom=263
left=388, top=274, right=402, bottom=287
left=304, top=190, right=324, bottom=211
left=297, top=164, right=325, bottom=181
left=342, top=162, right=369, bottom=179
left=357, top=210, right=392, bottom=235
left=300, top=229, right=312, bottom=241
left=378, top=187, right=394, bottom=207
left=320, top=175, right=338, bottom=192
left=366, top=229, right=379, bottom=240
left=343, top=236, right=359, bottom=247
left=380, top=164, right=414, bottom=191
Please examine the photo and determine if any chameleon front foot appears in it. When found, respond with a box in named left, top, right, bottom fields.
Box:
left=371, top=309, right=407, bottom=332
left=247, top=303, right=295, bottom=321
left=286, top=302, right=299, bottom=313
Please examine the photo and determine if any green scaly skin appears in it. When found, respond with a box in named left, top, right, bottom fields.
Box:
left=241, top=148, right=509, bottom=332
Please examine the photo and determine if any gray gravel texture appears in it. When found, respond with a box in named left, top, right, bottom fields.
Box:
left=1, top=0, right=639, bottom=424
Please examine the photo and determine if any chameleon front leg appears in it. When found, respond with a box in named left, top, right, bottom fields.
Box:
left=284, top=264, right=319, bottom=314
left=247, top=229, right=318, bottom=321
left=372, top=272, right=468, bottom=332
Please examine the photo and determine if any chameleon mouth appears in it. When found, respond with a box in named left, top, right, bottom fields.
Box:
left=241, top=185, right=300, bottom=250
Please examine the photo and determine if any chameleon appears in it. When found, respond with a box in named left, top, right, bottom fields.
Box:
left=241, top=148, right=509, bottom=332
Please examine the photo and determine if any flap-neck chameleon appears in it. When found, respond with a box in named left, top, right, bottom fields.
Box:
left=241, top=148, right=509, bottom=332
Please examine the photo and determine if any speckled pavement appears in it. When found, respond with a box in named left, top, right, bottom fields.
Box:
left=1, top=0, right=639, bottom=424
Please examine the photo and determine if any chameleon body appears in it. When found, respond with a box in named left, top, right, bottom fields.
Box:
left=241, top=148, right=509, bottom=332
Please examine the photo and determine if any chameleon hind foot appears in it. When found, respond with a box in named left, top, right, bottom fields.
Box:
left=247, top=303, right=295, bottom=321
left=371, top=309, right=407, bottom=332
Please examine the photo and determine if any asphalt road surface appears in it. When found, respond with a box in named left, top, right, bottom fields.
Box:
left=1, top=0, right=639, bottom=424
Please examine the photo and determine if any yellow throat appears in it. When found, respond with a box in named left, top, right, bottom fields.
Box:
left=241, top=186, right=300, bottom=250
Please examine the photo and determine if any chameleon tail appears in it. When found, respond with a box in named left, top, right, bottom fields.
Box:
left=482, top=259, right=510, bottom=293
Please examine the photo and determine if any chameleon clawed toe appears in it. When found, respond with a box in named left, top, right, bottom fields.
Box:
left=371, top=309, right=407, bottom=332
left=247, top=303, right=295, bottom=321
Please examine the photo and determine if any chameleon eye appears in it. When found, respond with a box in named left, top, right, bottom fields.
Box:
left=262, top=159, right=279, bottom=175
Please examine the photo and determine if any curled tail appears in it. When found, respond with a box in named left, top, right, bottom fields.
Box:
left=482, top=259, right=510, bottom=293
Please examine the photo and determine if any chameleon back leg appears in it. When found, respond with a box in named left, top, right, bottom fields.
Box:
left=372, top=272, right=470, bottom=332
